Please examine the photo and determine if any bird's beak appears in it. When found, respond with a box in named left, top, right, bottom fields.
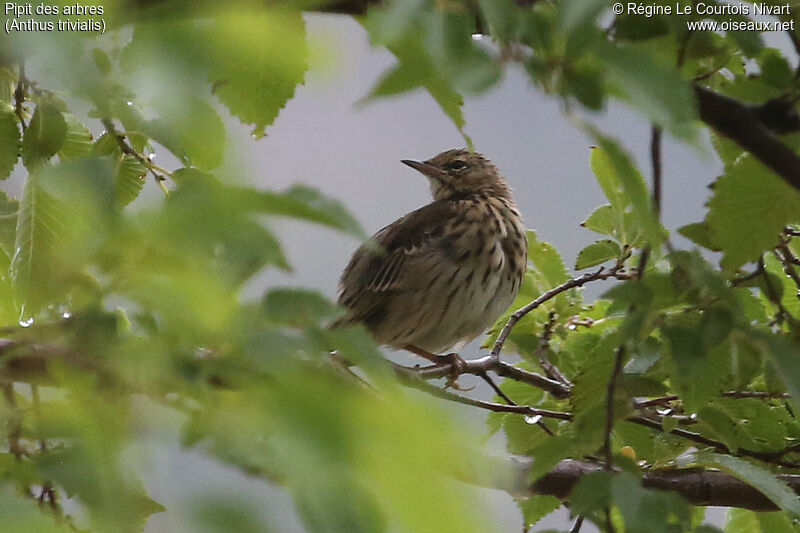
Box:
left=401, top=159, right=441, bottom=179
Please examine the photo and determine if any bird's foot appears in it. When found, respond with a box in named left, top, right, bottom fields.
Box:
left=435, top=352, right=473, bottom=391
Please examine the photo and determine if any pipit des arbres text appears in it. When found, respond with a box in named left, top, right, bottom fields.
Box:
left=334, top=149, right=527, bottom=372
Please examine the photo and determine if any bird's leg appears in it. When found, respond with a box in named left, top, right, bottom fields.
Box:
left=403, top=345, right=471, bottom=390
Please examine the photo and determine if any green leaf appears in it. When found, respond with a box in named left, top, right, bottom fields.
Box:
left=422, top=10, right=501, bottom=94
left=263, top=288, right=336, bottom=328
left=518, top=495, right=561, bottom=529
left=527, top=229, right=570, bottom=288
left=10, top=160, right=115, bottom=314
left=209, top=9, right=308, bottom=138
left=0, top=108, right=20, bottom=179
left=611, top=472, right=691, bottom=533
left=252, top=185, right=364, bottom=239
left=678, top=222, right=721, bottom=251
left=364, top=0, right=428, bottom=45
left=21, top=104, right=66, bottom=170
left=590, top=137, right=667, bottom=247
left=477, top=0, right=520, bottom=41
left=114, top=154, right=146, bottom=208
left=575, top=239, right=621, bottom=269
left=710, top=132, right=743, bottom=169
left=0, top=190, right=18, bottom=260
left=569, top=471, right=613, bottom=515
left=707, top=155, right=800, bottom=270
left=58, top=113, right=93, bottom=159
left=724, top=508, right=758, bottom=533
left=363, top=28, right=472, bottom=149
left=0, top=487, right=64, bottom=532
left=581, top=204, right=616, bottom=236
left=598, top=42, right=697, bottom=137
left=696, top=452, right=800, bottom=515
left=155, top=97, right=225, bottom=170
left=759, top=48, right=792, bottom=89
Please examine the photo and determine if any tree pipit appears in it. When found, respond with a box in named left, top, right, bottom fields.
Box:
left=334, top=149, right=527, bottom=381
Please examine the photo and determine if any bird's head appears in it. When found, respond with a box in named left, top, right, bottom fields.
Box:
left=401, top=149, right=510, bottom=201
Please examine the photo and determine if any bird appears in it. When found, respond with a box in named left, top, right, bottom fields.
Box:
left=334, top=149, right=527, bottom=369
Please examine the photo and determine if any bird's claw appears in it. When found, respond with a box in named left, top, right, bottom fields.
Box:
left=435, top=352, right=473, bottom=391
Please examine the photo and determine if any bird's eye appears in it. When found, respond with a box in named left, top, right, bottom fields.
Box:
left=446, top=160, right=468, bottom=172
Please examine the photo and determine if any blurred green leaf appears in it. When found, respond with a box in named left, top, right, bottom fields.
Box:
left=707, top=155, right=800, bottom=270
left=695, top=452, right=800, bottom=515
left=58, top=113, right=93, bottom=159
left=519, top=495, right=561, bottom=529
left=0, top=108, right=20, bottom=179
left=363, top=28, right=472, bottom=149
left=576, top=240, right=621, bottom=269
left=21, top=104, right=66, bottom=170
left=589, top=138, right=667, bottom=247
left=209, top=9, right=308, bottom=137
left=599, top=43, right=697, bottom=137
left=114, top=154, right=146, bottom=208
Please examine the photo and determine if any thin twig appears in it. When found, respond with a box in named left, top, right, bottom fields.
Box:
left=490, top=266, right=631, bottom=362
left=535, top=311, right=571, bottom=386
left=101, top=118, right=171, bottom=196
left=479, top=372, right=516, bottom=405
left=393, top=366, right=572, bottom=420
left=759, top=256, right=798, bottom=326
left=651, top=125, right=662, bottom=216
left=13, top=63, right=27, bottom=133
left=774, top=246, right=800, bottom=292
left=570, top=515, right=584, bottom=533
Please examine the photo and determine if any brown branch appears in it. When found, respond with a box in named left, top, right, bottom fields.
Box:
left=694, top=86, right=800, bottom=194
left=513, top=459, right=800, bottom=511
left=412, top=355, right=571, bottom=398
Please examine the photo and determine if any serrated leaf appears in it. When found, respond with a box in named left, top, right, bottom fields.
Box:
left=707, top=155, right=800, bottom=270
left=58, top=114, right=93, bottom=159
left=0, top=109, right=20, bottom=180
left=92, top=131, right=119, bottom=156
left=581, top=204, right=616, bottom=236
left=696, top=452, right=800, bottom=515
left=710, top=132, right=743, bottom=169
left=0, top=191, right=18, bottom=260
left=518, top=495, right=560, bottom=528
left=209, top=9, right=307, bottom=137
left=21, top=104, right=66, bottom=170
left=590, top=137, right=667, bottom=248
left=114, top=154, right=146, bottom=208
left=10, top=160, right=115, bottom=314
left=576, top=240, right=621, bottom=269
left=527, top=229, right=570, bottom=288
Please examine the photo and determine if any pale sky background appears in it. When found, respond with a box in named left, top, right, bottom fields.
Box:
left=8, top=10, right=793, bottom=533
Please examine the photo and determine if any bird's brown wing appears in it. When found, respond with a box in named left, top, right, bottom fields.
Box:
left=334, top=199, right=460, bottom=326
